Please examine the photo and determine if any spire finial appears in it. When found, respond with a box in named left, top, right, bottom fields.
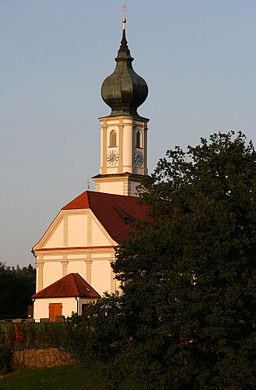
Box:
left=122, top=3, right=127, bottom=30
left=87, top=179, right=90, bottom=191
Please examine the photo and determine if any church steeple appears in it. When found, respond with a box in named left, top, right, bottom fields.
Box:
left=93, top=9, right=149, bottom=197
left=101, top=13, right=148, bottom=117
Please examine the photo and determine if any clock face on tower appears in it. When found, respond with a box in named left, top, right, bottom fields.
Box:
left=134, top=151, right=144, bottom=166
left=107, top=150, right=119, bottom=165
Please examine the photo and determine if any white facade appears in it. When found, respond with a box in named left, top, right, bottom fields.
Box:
left=33, top=297, right=94, bottom=322
left=33, top=209, right=119, bottom=298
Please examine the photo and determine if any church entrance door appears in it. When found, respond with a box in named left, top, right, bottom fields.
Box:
left=49, top=303, right=62, bottom=322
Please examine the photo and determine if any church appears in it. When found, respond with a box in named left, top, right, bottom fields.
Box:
left=32, top=14, right=149, bottom=322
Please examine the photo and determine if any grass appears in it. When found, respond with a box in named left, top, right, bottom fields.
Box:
left=0, top=365, right=110, bottom=390
left=0, top=364, right=145, bottom=390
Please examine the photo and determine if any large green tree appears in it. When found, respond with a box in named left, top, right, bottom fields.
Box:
left=111, top=132, right=256, bottom=389
left=70, top=132, right=256, bottom=389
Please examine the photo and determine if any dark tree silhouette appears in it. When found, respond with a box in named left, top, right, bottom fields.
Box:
left=0, top=262, right=35, bottom=319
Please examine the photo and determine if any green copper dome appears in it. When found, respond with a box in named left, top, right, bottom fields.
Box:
left=101, top=28, right=148, bottom=117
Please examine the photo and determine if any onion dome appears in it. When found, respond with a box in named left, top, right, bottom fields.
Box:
left=101, top=19, right=148, bottom=117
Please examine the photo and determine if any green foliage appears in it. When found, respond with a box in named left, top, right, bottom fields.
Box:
left=0, top=263, right=35, bottom=320
left=68, top=293, right=127, bottom=365
left=0, top=344, right=13, bottom=375
left=112, top=131, right=256, bottom=389
left=71, top=132, right=256, bottom=389
left=0, top=323, right=72, bottom=350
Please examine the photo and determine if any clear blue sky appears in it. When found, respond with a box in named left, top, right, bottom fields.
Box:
left=1, top=0, right=255, bottom=267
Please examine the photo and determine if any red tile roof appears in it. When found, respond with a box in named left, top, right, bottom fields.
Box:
left=62, top=191, right=148, bottom=243
left=32, top=273, right=100, bottom=299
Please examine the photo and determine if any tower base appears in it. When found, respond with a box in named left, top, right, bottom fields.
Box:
left=93, top=173, right=145, bottom=197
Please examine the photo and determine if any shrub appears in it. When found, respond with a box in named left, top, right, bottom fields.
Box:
left=0, top=323, right=72, bottom=350
left=67, top=293, right=126, bottom=365
left=0, top=344, right=13, bottom=374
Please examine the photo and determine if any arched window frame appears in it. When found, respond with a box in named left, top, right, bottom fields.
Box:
left=136, top=131, right=142, bottom=148
left=109, top=130, right=117, bottom=147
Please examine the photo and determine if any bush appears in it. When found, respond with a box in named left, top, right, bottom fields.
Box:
left=0, top=323, right=72, bottom=350
left=67, top=293, right=126, bottom=365
left=0, top=344, right=13, bottom=374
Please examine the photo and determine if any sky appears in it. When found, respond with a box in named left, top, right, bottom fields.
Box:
left=0, top=0, right=256, bottom=267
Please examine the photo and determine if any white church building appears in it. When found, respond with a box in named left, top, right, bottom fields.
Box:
left=32, top=15, right=149, bottom=322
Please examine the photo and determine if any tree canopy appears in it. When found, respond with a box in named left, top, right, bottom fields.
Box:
left=0, top=263, right=35, bottom=320
left=71, top=132, right=256, bottom=389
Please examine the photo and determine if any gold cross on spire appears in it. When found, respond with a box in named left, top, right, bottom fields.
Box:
left=122, top=3, right=127, bottom=20
left=122, top=3, right=127, bottom=30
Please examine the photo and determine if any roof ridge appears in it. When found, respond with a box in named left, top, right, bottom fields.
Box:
left=88, top=189, right=139, bottom=200
left=32, top=273, right=100, bottom=299
left=86, top=191, right=91, bottom=208
left=71, top=273, right=80, bottom=296
left=59, top=190, right=148, bottom=243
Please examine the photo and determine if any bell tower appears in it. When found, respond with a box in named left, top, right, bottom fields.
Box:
left=93, top=12, right=149, bottom=197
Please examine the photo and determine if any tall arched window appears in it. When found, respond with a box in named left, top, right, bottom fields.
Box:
left=136, top=131, right=141, bottom=148
left=109, top=130, right=117, bottom=147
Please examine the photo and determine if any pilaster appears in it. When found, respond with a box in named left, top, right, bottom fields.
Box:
left=36, top=260, right=44, bottom=292
left=61, top=260, right=69, bottom=277
left=85, top=258, right=92, bottom=284
left=110, top=261, right=116, bottom=293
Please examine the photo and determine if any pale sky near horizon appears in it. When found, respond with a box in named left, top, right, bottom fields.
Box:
left=1, top=0, right=256, bottom=267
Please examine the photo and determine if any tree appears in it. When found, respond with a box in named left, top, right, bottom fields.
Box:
left=0, top=263, right=36, bottom=319
left=111, top=132, right=256, bottom=389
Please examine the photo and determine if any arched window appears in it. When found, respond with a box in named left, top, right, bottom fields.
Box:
left=136, top=131, right=141, bottom=148
left=109, top=130, right=117, bottom=147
